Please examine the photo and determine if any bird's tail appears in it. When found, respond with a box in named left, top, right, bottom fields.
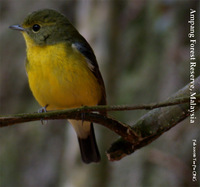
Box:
left=69, top=120, right=100, bottom=164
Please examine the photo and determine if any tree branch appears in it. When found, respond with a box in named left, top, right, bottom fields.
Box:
left=107, top=76, right=200, bottom=161
left=0, top=77, right=199, bottom=162
left=0, top=95, right=198, bottom=127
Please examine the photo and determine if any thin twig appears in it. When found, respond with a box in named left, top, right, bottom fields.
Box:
left=0, top=77, right=199, bottom=162
left=107, top=76, right=200, bottom=161
left=0, top=95, right=199, bottom=127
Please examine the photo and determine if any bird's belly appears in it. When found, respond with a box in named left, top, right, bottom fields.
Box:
left=28, top=66, right=101, bottom=110
left=26, top=44, right=102, bottom=110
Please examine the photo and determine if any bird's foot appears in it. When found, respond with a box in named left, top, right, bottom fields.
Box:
left=38, top=104, right=48, bottom=125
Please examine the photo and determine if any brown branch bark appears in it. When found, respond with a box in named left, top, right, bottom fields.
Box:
left=0, top=76, right=199, bottom=162
left=107, top=76, right=200, bottom=161
left=0, top=111, right=140, bottom=144
left=0, top=95, right=198, bottom=127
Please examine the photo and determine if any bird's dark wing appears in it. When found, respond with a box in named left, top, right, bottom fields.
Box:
left=72, top=42, right=98, bottom=71
left=72, top=41, right=107, bottom=108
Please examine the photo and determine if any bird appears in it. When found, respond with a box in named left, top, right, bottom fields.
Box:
left=9, top=9, right=106, bottom=164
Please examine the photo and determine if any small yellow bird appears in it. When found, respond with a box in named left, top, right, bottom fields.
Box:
left=10, top=9, right=106, bottom=163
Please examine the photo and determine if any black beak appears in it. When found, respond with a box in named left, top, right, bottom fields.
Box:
left=9, top=25, right=25, bottom=31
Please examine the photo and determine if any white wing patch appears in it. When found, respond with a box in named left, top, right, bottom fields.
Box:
left=71, top=43, right=95, bottom=72
left=85, top=59, right=95, bottom=72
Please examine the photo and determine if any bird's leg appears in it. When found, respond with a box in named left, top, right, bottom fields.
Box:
left=38, top=104, right=49, bottom=125
left=38, top=104, right=48, bottom=113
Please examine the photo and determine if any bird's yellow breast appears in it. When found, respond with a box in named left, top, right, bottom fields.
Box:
left=23, top=33, right=102, bottom=110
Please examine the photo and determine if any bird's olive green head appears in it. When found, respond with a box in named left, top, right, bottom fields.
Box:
left=10, top=9, right=78, bottom=45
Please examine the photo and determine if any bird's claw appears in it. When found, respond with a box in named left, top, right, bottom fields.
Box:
left=38, top=104, right=48, bottom=125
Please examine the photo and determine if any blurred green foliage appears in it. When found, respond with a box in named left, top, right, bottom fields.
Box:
left=0, top=0, right=199, bottom=187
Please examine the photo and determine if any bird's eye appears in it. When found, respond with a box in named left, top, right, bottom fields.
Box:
left=32, top=24, right=41, bottom=32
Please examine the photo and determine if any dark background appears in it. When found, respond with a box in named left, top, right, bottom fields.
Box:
left=0, top=0, right=199, bottom=187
